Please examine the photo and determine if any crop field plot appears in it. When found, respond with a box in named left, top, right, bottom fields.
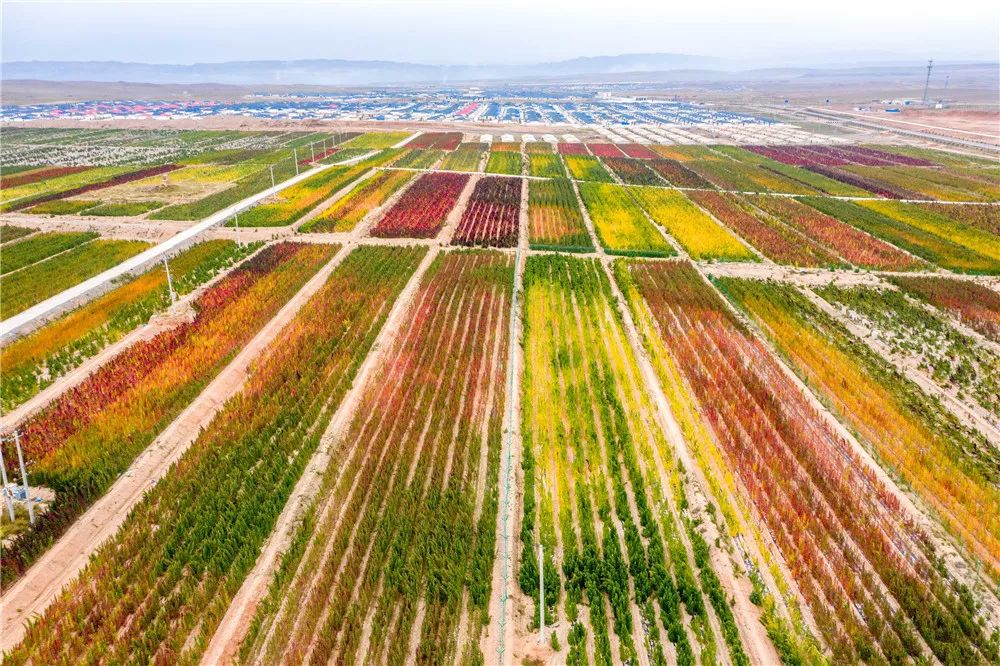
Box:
left=0, top=224, right=37, bottom=243
left=842, top=165, right=1000, bottom=202
left=528, top=178, right=593, bottom=252
left=686, top=157, right=815, bottom=195
left=1, top=165, right=176, bottom=212
left=519, top=255, right=749, bottom=666
left=452, top=176, right=521, bottom=247
left=485, top=150, right=523, bottom=175
left=619, top=143, right=661, bottom=159
left=578, top=182, right=676, bottom=257
left=857, top=200, right=1000, bottom=264
left=235, top=150, right=401, bottom=227
left=371, top=171, right=469, bottom=238
left=525, top=141, right=554, bottom=154
left=73, top=162, right=260, bottom=207
left=630, top=187, right=756, bottom=261
left=647, top=159, right=714, bottom=189
left=688, top=191, right=844, bottom=267
left=5, top=245, right=424, bottom=664
left=391, top=148, right=444, bottom=169
left=1, top=231, right=98, bottom=275
left=746, top=195, right=926, bottom=270
left=889, top=275, right=1000, bottom=342
left=0, top=238, right=151, bottom=320
left=618, top=260, right=998, bottom=664
left=408, top=131, right=462, bottom=150
left=717, top=278, right=1000, bottom=582
left=813, top=283, right=1000, bottom=420
left=563, top=154, right=615, bottom=183
left=1, top=239, right=255, bottom=412
left=803, top=197, right=1000, bottom=274
left=439, top=142, right=485, bottom=171
left=601, top=157, right=663, bottom=185
left=919, top=202, right=999, bottom=234
left=585, top=142, right=625, bottom=158
left=338, top=132, right=411, bottom=150
left=557, top=142, right=589, bottom=156
left=301, top=169, right=415, bottom=233
left=527, top=152, right=566, bottom=178
left=0, top=242, right=335, bottom=584
left=242, top=249, right=510, bottom=665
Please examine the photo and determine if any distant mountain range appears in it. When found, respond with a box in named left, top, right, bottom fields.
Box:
left=2, top=53, right=728, bottom=86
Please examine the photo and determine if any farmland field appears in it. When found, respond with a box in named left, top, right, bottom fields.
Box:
left=629, top=187, right=756, bottom=261
left=5, top=245, right=425, bottom=663
left=520, top=255, right=750, bottom=666
left=452, top=176, right=521, bottom=247
left=3, top=126, right=1000, bottom=664
left=0, top=239, right=150, bottom=320
left=242, top=249, right=510, bottom=664
left=301, top=170, right=414, bottom=233
left=527, top=178, right=593, bottom=252
left=578, top=182, right=676, bottom=257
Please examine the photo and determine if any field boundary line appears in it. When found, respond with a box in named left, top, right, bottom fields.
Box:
left=0, top=242, right=352, bottom=653
left=199, top=243, right=440, bottom=665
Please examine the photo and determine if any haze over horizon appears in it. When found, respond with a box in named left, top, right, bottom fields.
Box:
left=3, top=0, right=998, bottom=69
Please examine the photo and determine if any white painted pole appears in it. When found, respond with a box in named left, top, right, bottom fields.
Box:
left=14, top=432, right=34, bottom=525
left=538, top=542, right=545, bottom=644
left=0, top=445, right=16, bottom=522
left=163, top=259, right=176, bottom=304
left=293, top=149, right=299, bottom=175
left=234, top=213, right=241, bottom=246
left=311, top=143, right=315, bottom=162
left=270, top=165, right=276, bottom=189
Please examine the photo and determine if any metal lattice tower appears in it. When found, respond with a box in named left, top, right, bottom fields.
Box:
left=922, top=59, right=934, bottom=105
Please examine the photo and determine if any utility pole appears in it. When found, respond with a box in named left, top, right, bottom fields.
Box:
left=269, top=164, right=276, bottom=189
left=14, top=432, right=34, bottom=525
left=538, top=542, right=545, bottom=645
left=0, top=444, right=15, bottom=522
left=922, top=59, right=934, bottom=105
left=310, top=142, right=315, bottom=162
left=293, top=148, right=299, bottom=175
left=234, top=213, right=241, bottom=246
left=163, top=258, right=176, bottom=304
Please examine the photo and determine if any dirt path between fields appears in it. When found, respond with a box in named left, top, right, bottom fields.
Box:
left=199, top=244, right=440, bottom=665
left=482, top=179, right=528, bottom=664
left=0, top=243, right=352, bottom=653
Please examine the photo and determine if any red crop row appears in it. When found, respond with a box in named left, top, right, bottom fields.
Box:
left=586, top=142, right=626, bottom=157
left=409, top=132, right=463, bottom=150
left=6, top=164, right=181, bottom=212
left=688, top=190, right=840, bottom=266
left=618, top=143, right=660, bottom=159
left=371, top=171, right=469, bottom=238
left=889, top=275, right=1000, bottom=342
left=648, top=159, right=713, bottom=188
left=1, top=166, right=91, bottom=188
left=747, top=145, right=935, bottom=168
left=620, top=260, right=992, bottom=664
left=748, top=195, right=924, bottom=270
left=601, top=157, right=663, bottom=185
left=557, top=142, right=589, bottom=155
left=805, top=164, right=920, bottom=199
left=452, top=176, right=521, bottom=247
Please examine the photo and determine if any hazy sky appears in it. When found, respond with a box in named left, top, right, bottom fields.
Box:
left=3, top=0, right=998, bottom=66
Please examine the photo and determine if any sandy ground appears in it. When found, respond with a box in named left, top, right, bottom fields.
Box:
left=0, top=240, right=347, bottom=653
